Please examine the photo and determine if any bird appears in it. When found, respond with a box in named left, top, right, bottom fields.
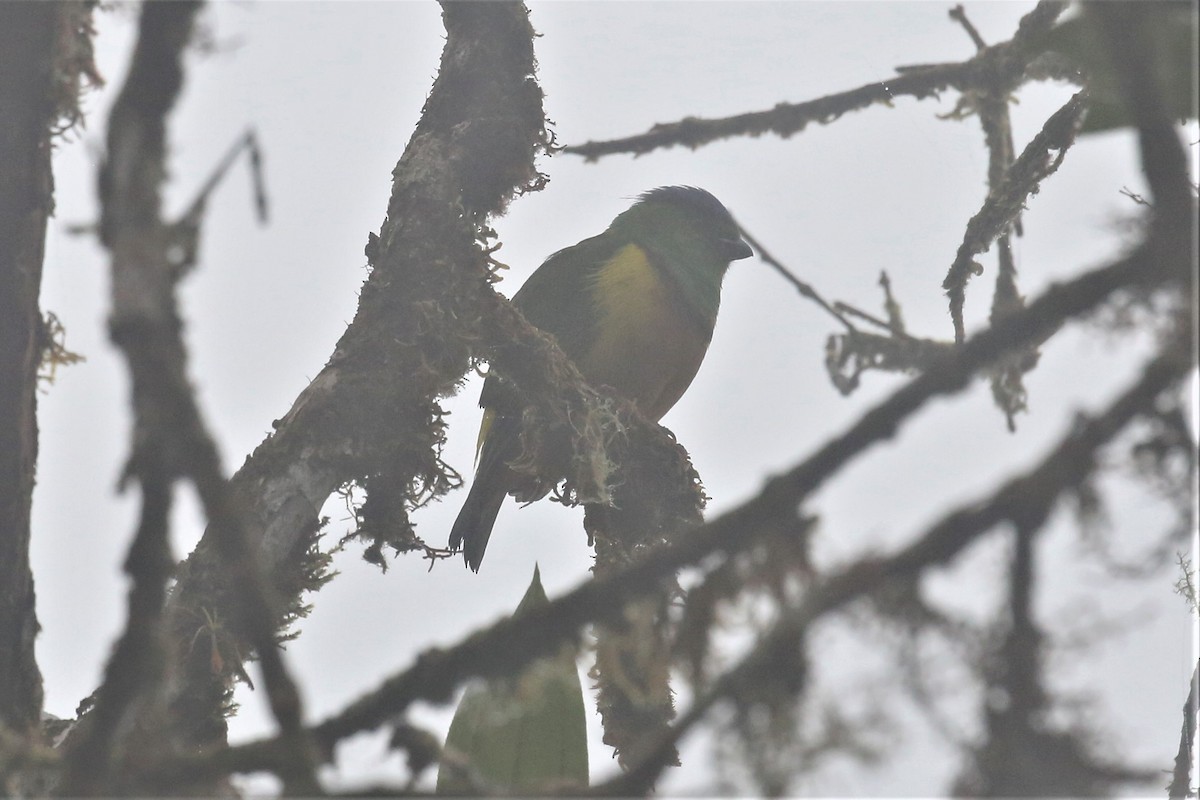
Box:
left=449, top=186, right=753, bottom=571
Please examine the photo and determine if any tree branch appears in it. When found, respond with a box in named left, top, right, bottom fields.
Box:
left=149, top=0, right=552, bottom=777
left=739, top=225, right=855, bottom=333
left=57, top=2, right=202, bottom=791
left=567, top=1, right=1068, bottom=161
left=607, top=339, right=1188, bottom=796
left=942, top=91, right=1087, bottom=343
left=0, top=0, right=59, bottom=739
left=58, top=3, right=318, bottom=793
left=1168, top=659, right=1199, bottom=799
left=143, top=204, right=1183, bottom=785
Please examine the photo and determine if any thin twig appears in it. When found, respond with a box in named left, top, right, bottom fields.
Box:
left=1119, top=186, right=1152, bottom=207
left=179, top=128, right=269, bottom=227
left=949, top=5, right=988, bottom=52
left=878, top=271, right=907, bottom=335
left=834, top=301, right=912, bottom=340
left=738, top=224, right=855, bottom=332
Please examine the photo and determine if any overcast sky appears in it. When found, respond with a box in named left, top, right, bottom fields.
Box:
left=35, top=2, right=1197, bottom=794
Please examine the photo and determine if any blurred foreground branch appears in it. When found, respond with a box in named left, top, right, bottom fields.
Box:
left=143, top=192, right=1186, bottom=784
left=609, top=334, right=1187, bottom=795
left=57, top=3, right=318, bottom=794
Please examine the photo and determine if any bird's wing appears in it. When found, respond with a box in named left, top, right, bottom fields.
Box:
left=478, top=232, right=620, bottom=414
left=510, top=232, right=619, bottom=359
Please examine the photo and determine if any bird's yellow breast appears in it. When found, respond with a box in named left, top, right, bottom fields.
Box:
left=583, top=243, right=711, bottom=421
left=591, top=243, right=674, bottom=334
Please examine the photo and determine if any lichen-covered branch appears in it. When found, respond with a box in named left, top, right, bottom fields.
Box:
left=825, top=329, right=954, bottom=395
left=0, top=1, right=60, bottom=742
left=143, top=204, right=1183, bottom=785
left=942, top=91, right=1087, bottom=343
left=568, top=1, right=1068, bottom=161
left=0, top=0, right=98, bottom=750
left=149, top=1, right=554, bottom=779
left=952, top=0, right=1041, bottom=431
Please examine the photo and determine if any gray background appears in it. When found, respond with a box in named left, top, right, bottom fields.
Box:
left=35, top=2, right=1197, bottom=794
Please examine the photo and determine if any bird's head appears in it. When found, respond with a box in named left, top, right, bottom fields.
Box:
left=610, top=186, right=753, bottom=321
left=614, top=185, right=753, bottom=269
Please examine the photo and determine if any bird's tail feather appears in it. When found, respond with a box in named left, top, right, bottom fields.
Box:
left=451, top=411, right=518, bottom=572
left=449, top=478, right=506, bottom=572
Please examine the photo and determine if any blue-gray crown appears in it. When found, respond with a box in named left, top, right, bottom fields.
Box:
left=638, top=185, right=738, bottom=228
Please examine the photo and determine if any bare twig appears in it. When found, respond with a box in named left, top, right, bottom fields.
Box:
left=834, top=301, right=905, bottom=338
left=738, top=225, right=855, bottom=332
left=949, top=5, right=988, bottom=52
left=878, top=272, right=907, bottom=335
left=179, top=127, right=269, bottom=230
left=1119, top=186, right=1152, bottom=207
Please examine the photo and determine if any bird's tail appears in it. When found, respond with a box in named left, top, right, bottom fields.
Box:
left=449, top=479, right=506, bottom=572
left=451, top=409, right=518, bottom=572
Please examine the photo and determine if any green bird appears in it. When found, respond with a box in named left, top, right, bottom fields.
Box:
left=450, top=186, right=752, bottom=571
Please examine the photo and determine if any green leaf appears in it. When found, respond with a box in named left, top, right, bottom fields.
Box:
left=1039, top=3, right=1197, bottom=135
left=437, top=565, right=589, bottom=792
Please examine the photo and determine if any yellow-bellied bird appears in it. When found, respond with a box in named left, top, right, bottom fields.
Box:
left=450, top=186, right=753, bottom=571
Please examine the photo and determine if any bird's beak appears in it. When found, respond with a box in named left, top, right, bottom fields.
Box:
left=721, top=237, right=754, bottom=261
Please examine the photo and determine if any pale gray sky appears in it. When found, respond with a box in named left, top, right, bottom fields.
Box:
left=35, top=2, right=1196, bottom=794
